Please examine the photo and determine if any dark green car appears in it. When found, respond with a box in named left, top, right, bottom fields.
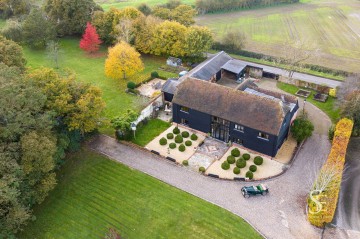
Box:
left=241, top=184, right=269, bottom=198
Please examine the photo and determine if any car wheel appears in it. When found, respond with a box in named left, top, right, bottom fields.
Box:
left=244, top=194, right=250, bottom=198
left=261, top=191, right=267, bottom=196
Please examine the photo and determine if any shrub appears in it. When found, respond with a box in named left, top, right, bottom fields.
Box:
left=199, top=166, right=206, bottom=173
left=246, top=171, right=253, bottom=179
left=159, top=137, right=167, bottom=145
left=236, top=158, right=246, bottom=168
left=179, top=144, right=186, bottom=152
left=221, top=161, right=230, bottom=170
left=227, top=155, right=235, bottom=164
left=243, top=153, right=250, bottom=160
left=231, top=148, right=240, bottom=157
left=169, top=143, right=176, bottom=149
left=181, top=131, right=190, bottom=138
left=127, top=81, right=136, bottom=89
left=190, top=133, right=198, bottom=141
left=249, top=165, right=257, bottom=172
left=182, top=160, right=189, bottom=166
left=175, top=135, right=183, bottom=143
left=167, top=133, right=174, bottom=139
left=233, top=167, right=240, bottom=175
left=185, top=140, right=192, bottom=146
left=173, top=127, right=180, bottom=134
left=254, top=156, right=263, bottom=165
left=151, top=71, right=159, bottom=78
left=291, top=115, right=315, bottom=144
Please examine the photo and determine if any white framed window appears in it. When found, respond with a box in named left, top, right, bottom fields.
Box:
left=234, top=124, right=244, bottom=132
left=258, top=132, right=269, bottom=140
left=180, top=106, right=189, bottom=113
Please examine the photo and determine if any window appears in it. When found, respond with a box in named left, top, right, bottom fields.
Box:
left=258, top=132, right=269, bottom=140
left=180, top=106, right=189, bottom=113
left=181, top=118, right=189, bottom=125
left=234, top=124, right=244, bottom=132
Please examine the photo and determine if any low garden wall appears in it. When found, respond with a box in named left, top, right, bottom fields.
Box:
left=134, top=95, right=163, bottom=125
left=308, top=118, right=353, bottom=227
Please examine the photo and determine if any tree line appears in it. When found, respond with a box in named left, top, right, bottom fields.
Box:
left=195, top=0, right=299, bottom=14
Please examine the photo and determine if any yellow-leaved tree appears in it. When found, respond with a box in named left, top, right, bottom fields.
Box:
left=105, top=41, right=144, bottom=80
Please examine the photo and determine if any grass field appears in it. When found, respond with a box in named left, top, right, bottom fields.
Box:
left=277, top=82, right=340, bottom=122
left=23, top=38, right=177, bottom=123
left=196, top=0, right=360, bottom=73
left=19, top=149, right=262, bottom=239
left=130, top=119, right=171, bottom=146
left=97, top=0, right=195, bottom=11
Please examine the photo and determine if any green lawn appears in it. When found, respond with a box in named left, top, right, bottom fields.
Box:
left=98, top=0, right=195, bottom=11
left=19, top=149, right=262, bottom=239
left=0, top=19, right=5, bottom=29
left=131, top=119, right=171, bottom=146
left=23, top=38, right=177, bottom=133
left=277, top=82, right=340, bottom=122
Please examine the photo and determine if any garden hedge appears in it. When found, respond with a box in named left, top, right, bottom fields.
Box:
left=167, top=133, right=174, bottom=139
left=308, top=118, right=353, bottom=228
left=159, top=137, right=167, bottom=146
left=181, top=131, right=190, bottom=138
left=221, top=161, right=230, bottom=170
left=243, top=153, right=250, bottom=160
left=246, top=171, right=253, bottom=179
left=175, top=135, right=183, bottom=143
left=254, top=156, right=263, bottom=165
left=169, top=143, right=176, bottom=149
left=236, top=158, right=246, bottom=168
left=231, top=148, right=240, bottom=157
left=249, top=165, right=257, bottom=172
left=191, top=134, right=198, bottom=141
left=227, top=156, right=235, bottom=164
left=185, top=140, right=192, bottom=146
left=233, top=167, right=240, bottom=175
left=179, top=144, right=186, bottom=152
left=173, top=127, right=180, bottom=134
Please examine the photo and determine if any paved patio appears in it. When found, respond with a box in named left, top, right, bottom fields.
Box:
left=206, top=145, right=284, bottom=180
left=137, top=78, right=166, bottom=98
left=145, top=125, right=206, bottom=163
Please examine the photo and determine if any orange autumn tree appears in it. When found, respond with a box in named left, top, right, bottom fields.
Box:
left=80, top=22, right=102, bottom=54
left=105, top=41, right=144, bottom=80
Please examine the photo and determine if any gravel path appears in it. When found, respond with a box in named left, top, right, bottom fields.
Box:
left=88, top=132, right=330, bottom=239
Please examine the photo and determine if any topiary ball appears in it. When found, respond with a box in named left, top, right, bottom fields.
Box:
left=159, top=137, right=167, bottom=146
left=236, top=158, right=246, bottom=168
left=199, top=166, right=206, bottom=173
left=151, top=71, right=159, bottom=78
left=127, top=81, right=136, bottom=89
left=181, top=131, right=190, bottom=138
left=221, top=161, right=230, bottom=170
left=190, top=134, right=198, bottom=141
left=175, top=135, right=183, bottom=143
left=233, top=167, right=240, bottom=175
left=246, top=171, right=253, bottom=179
left=185, top=140, right=192, bottom=146
left=179, top=144, right=186, bottom=152
left=243, top=153, right=250, bottom=160
left=254, top=156, right=263, bottom=165
left=169, top=143, right=176, bottom=149
left=167, top=133, right=174, bottom=139
left=227, top=155, right=235, bottom=164
left=249, top=165, right=257, bottom=172
left=173, top=127, right=180, bottom=134
left=231, top=148, right=240, bottom=157
left=182, top=160, right=189, bottom=166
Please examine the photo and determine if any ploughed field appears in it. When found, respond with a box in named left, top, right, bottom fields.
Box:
left=196, top=0, right=360, bottom=73
left=18, top=149, right=262, bottom=239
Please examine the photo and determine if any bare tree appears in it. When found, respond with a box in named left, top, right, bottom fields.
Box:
left=46, top=40, right=61, bottom=69
left=115, top=19, right=134, bottom=44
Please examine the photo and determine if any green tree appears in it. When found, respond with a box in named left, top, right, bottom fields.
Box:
left=22, top=8, right=56, bottom=49
left=111, top=110, right=138, bottom=140
left=184, top=25, right=213, bottom=58
left=44, top=0, right=102, bottom=36
left=0, top=0, right=32, bottom=18
left=171, top=5, right=197, bottom=26
left=1, top=18, right=22, bottom=42
left=222, top=30, right=246, bottom=51
left=291, top=114, right=314, bottom=143
left=0, top=35, right=26, bottom=71
left=137, top=3, right=152, bottom=16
